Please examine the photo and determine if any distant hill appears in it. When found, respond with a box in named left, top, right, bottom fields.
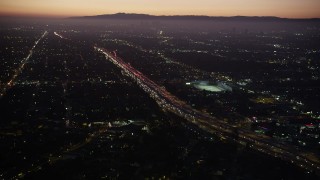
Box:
left=70, top=13, right=320, bottom=22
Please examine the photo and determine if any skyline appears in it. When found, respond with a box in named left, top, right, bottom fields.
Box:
left=1, top=0, right=320, bottom=18
left=1, top=0, right=320, bottom=179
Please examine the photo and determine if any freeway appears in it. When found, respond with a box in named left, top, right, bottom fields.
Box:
left=95, top=46, right=320, bottom=175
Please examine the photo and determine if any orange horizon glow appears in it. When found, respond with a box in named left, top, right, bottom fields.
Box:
left=0, top=0, right=320, bottom=19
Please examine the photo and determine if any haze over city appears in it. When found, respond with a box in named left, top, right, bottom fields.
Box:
left=1, top=0, right=320, bottom=18
left=1, top=0, right=320, bottom=179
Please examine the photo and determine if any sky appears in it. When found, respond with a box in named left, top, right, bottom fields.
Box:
left=0, top=0, right=320, bottom=18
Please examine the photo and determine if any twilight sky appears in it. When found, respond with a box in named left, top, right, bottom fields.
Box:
left=0, top=0, right=320, bottom=18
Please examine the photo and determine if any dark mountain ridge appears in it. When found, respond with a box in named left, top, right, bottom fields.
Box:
left=70, top=13, right=320, bottom=22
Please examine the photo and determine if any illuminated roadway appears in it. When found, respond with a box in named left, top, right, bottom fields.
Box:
left=0, top=31, right=48, bottom=98
left=95, top=46, right=320, bottom=175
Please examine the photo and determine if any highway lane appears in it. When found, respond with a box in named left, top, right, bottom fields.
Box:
left=95, top=46, right=320, bottom=175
